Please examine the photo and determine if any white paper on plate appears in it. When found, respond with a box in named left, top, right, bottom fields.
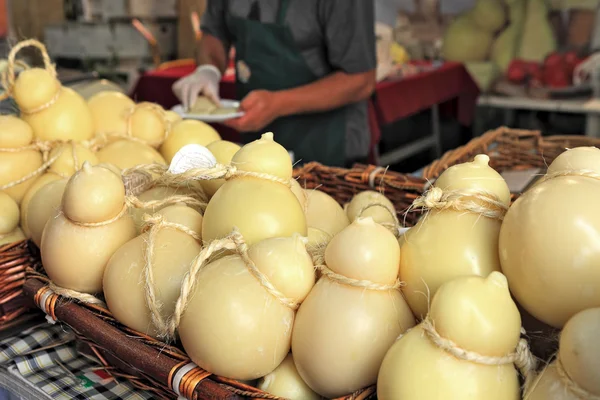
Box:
left=168, top=144, right=217, bottom=176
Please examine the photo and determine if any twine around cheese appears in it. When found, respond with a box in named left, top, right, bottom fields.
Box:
left=165, top=229, right=300, bottom=340
left=140, top=214, right=202, bottom=338
left=553, top=355, right=600, bottom=400
left=156, top=163, right=293, bottom=188
left=92, top=102, right=173, bottom=150
left=0, top=141, right=65, bottom=191
left=421, top=317, right=537, bottom=393
left=0, top=39, right=60, bottom=114
left=409, top=186, right=508, bottom=221
left=311, top=250, right=405, bottom=291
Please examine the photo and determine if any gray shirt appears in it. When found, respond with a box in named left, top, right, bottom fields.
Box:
left=202, top=0, right=376, bottom=160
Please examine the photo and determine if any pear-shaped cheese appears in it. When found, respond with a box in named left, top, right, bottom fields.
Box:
left=15, top=69, right=94, bottom=141
left=292, top=218, right=415, bottom=398
left=202, top=133, right=306, bottom=246
left=41, top=163, right=136, bottom=293
left=179, top=235, right=315, bottom=380
left=526, top=307, right=600, bottom=399
left=378, top=272, right=522, bottom=400
left=401, top=154, right=510, bottom=318
left=104, top=205, right=203, bottom=338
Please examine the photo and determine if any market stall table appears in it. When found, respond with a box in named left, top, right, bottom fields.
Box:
left=131, top=61, right=479, bottom=165
left=477, top=94, right=600, bottom=137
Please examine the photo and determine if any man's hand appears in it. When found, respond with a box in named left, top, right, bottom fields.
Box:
left=223, top=90, right=282, bottom=132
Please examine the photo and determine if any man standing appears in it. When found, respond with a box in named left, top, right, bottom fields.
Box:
left=173, top=0, right=376, bottom=166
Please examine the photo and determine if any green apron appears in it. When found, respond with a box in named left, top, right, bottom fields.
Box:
left=227, top=0, right=347, bottom=166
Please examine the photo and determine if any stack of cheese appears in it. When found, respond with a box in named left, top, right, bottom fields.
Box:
left=0, top=44, right=222, bottom=250
left=25, top=122, right=600, bottom=399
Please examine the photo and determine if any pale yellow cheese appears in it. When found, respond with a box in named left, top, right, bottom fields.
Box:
left=0, top=115, right=43, bottom=203
left=87, top=91, right=135, bottom=137
left=20, top=172, right=62, bottom=237
left=0, top=192, right=20, bottom=234
left=104, top=205, right=203, bottom=338
left=202, top=133, right=305, bottom=245
left=48, top=143, right=98, bottom=177
left=179, top=235, right=314, bottom=380
left=401, top=154, right=509, bottom=318
left=27, top=179, right=68, bottom=247
left=257, top=353, right=322, bottom=400
left=159, top=119, right=221, bottom=163
left=201, top=140, right=241, bottom=198
left=0, top=227, right=25, bottom=246
left=304, top=189, right=349, bottom=237
left=526, top=308, right=600, bottom=399
left=97, top=139, right=166, bottom=170
left=292, top=218, right=415, bottom=398
left=346, top=190, right=397, bottom=226
left=15, top=69, right=94, bottom=141
left=129, top=102, right=168, bottom=147
left=377, top=272, right=521, bottom=400
left=202, top=178, right=306, bottom=246
left=41, top=164, right=136, bottom=293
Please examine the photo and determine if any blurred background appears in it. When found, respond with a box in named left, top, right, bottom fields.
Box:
left=0, top=0, right=599, bottom=172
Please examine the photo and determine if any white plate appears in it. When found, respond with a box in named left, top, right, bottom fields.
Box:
left=171, top=100, right=244, bottom=122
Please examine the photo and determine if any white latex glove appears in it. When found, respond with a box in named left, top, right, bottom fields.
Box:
left=172, top=65, right=222, bottom=110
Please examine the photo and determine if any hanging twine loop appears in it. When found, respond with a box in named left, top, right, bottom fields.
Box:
left=421, top=317, right=538, bottom=393
left=408, top=186, right=508, bottom=221
left=165, top=229, right=300, bottom=340
left=0, top=39, right=60, bottom=113
left=552, top=355, right=600, bottom=400
left=140, top=214, right=202, bottom=338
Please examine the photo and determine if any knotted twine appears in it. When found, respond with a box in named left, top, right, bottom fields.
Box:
left=40, top=189, right=206, bottom=309
left=408, top=186, right=508, bottom=221
left=550, top=355, right=600, bottom=400
left=139, top=213, right=202, bottom=339
left=153, top=163, right=292, bottom=188
left=420, top=317, right=538, bottom=394
left=160, top=228, right=300, bottom=340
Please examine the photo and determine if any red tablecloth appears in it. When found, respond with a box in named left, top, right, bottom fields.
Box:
left=131, top=62, right=479, bottom=156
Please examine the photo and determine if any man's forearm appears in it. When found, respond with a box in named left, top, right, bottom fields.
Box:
left=275, top=70, right=376, bottom=117
left=196, top=34, right=229, bottom=75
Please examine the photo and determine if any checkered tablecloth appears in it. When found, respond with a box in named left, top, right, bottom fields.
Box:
left=0, top=322, right=155, bottom=400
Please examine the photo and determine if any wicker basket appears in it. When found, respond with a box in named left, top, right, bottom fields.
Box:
left=422, top=127, right=600, bottom=181
left=0, top=240, right=38, bottom=330
left=22, top=163, right=428, bottom=400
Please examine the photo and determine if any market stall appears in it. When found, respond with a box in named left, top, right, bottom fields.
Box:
left=2, top=0, right=600, bottom=396
left=131, top=61, right=480, bottom=165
